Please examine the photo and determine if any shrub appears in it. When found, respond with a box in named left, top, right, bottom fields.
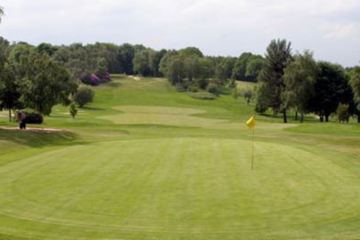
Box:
left=227, top=79, right=236, bottom=89
left=21, top=110, right=43, bottom=124
left=336, top=104, right=350, bottom=123
left=74, top=86, right=95, bottom=108
left=206, top=83, right=220, bottom=96
left=80, top=72, right=111, bottom=86
left=69, top=103, right=78, bottom=118
left=188, top=84, right=200, bottom=93
left=243, top=89, right=253, bottom=105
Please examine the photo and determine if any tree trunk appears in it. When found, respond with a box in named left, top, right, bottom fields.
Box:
left=8, top=109, right=12, bottom=122
left=320, top=115, right=324, bottom=122
left=283, top=109, right=288, bottom=123
left=300, top=112, right=304, bottom=123
left=357, top=113, right=360, bottom=123
left=325, top=115, right=329, bottom=122
left=295, top=111, right=298, bottom=121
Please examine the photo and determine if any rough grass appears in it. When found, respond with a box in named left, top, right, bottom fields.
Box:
left=0, top=76, right=359, bottom=240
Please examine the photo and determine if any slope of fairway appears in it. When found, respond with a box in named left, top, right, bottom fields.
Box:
left=0, top=76, right=360, bottom=240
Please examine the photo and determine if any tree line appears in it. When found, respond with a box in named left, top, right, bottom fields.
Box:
left=36, top=42, right=264, bottom=86
left=0, top=34, right=359, bottom=123
left=256, top=39, right=360, bottom=123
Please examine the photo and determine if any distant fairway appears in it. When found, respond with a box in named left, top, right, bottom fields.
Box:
left=0, top=76, right=359, bottom=240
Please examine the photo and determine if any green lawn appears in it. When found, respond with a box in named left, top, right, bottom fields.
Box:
left=0, top=76, right=359, bottom=240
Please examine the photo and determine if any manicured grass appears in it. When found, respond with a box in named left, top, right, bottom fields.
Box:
left=0, top=76, right=359, bottom=240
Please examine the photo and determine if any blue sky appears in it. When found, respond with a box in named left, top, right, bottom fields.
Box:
left=0, top=0, right=359, bottom=67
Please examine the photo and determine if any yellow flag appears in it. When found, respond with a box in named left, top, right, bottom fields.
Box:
left=246, top=116, right=256, bottom=129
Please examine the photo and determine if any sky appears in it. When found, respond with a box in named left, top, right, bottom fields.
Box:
left=0, top=0, right=359, bottom=67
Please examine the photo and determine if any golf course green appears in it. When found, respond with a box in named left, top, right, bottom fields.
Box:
left=0, top=76, right=359, bottom=240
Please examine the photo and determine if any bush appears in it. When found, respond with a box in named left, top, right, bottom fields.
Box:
left=74, top=86, right=95, bottom=108
left=206, top=83, right=221, bottom=96
left=336, top=104, right=350, bottom=123
left=243, top=89, right=253, bottom=105
left=69, top=103, right=78, bottom=118
left=80, top=72, right=111, bottom=86
left=20, top=110, right=43, bottom=124
left=227, top=79, right=236, bottom=89
left=188, top=84, right=200, bottom=93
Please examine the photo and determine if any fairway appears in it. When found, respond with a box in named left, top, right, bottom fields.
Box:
left=0, top=77, right=360, bottom=240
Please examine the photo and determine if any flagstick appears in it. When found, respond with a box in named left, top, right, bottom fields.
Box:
left=251, top=128, right=255, bottom=170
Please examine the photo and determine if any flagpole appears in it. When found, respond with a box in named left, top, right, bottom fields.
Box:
left=251, top=128, right=254, bottom=170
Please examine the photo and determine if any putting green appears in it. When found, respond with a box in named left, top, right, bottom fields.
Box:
left=0, top=137, right=359, bottom=240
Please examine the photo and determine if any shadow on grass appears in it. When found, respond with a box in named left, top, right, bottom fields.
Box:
left=0, top=128, right=78, bottom=148
left=81, top=106, right=106, bottom=111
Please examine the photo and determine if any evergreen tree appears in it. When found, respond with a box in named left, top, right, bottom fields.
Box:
left=256, top=39, right=292, bottom=122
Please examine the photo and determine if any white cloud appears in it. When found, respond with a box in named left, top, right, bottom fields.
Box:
left=0, top=0, right=359, bottom=66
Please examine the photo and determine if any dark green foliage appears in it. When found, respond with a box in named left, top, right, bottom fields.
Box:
left=160, top=50, right=213, bottom=91
left=151, top=49, right=167, bottom=77
left=256, top=82, right=273, bottom=114
left=36, top=43, right=58, bottom=56
left=283, top=51, right=318, bottom=122
left=117, top=43, right=135, bottom=75
left=0, top=64, right=23, bottom=121
left=0, top=37, right=9, bottom=70
left=13, top=49, right=78, bottom=115
left=133, top=49, right=155, bottom=76
left=206, top=83, right=220, bottom=96
left=178, top=47, right=203, bottom=58
left=243, top=88, right=253, bottom=105
left=69, top=102, right=78, bottom=118
left=350, top=67, right=360, bottom=111
left=188, top=84, right=199, bottom=93
left=308, top=62, right=352, bottom=122
left=256, top=39, right=292, bottom=122
left=232, top=53, right=265, bottom=82
left=0, top=38, right=23, bottom=121
left=162, top=55, right=186, bottom=86
left=215, top=57, right=236, bottom=84
left=74, top=86, right=95, bottom=108
left=23, top=110, right=43, bottom=124
left=336, top=104, right=350, bottom=123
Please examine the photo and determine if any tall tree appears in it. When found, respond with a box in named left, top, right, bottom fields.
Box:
left=178, top=47, right=203, bottom=58
left=308, top=62, right=351, bottom=122
left=232, top=53, right=253, bottom=81
left=0, top=37, right=22, bottom=121
left=165, top=55, right=185, bottom=86
left=350, top=66, right=360, bottom=122
left=350, top=67, right=360, bottom=109
left=133, top=49, right=154, bottom=76
left=283, top=51, right=318, bottom=122
left=0, top=63, right=23, bottom=121
left=117, top=43, right=135, bottom=75
left=256, top=39, right=292, bottom=123
left=215, top=57, right=236, bottom=84
left=20, top=51, right=77, bottom=115
left=36, top=43, right=58, bottom=56
left=232, top=53, right=264, bottom=82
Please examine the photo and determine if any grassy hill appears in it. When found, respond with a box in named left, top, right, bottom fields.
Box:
left=0, top=75, right=359, bottom=240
